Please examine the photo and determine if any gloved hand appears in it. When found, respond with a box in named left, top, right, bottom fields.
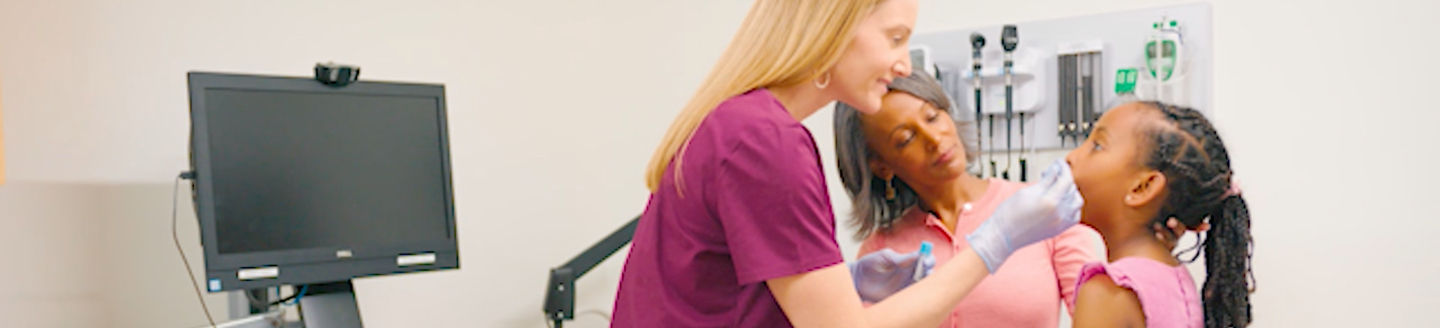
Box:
left=965, top=159, right=1084, bottom=273
left=849, top=243, right=935, bottom=303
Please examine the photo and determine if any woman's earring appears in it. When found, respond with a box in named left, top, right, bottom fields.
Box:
left=814, top=71, right=831, bottom=89
left=885, top=179, right=896, bottom=200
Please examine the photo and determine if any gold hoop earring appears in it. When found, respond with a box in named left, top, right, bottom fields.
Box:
left=814, top=71, right=831, bottom=89
left=885, top=178, right=896, bottom=200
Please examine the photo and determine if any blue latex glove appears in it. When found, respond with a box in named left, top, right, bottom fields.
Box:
left=849, top=242, right=935, bottom=303
left=965, top=159, right=1084, bottom=273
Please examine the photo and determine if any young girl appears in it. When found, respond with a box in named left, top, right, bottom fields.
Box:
left=1066, top=101, right=1253, bottom=328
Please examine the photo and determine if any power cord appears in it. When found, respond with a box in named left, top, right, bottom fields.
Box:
left=577, top=309, right=611, bottom=323
left=243, top=285, right=307, bottom=308
left=268, top=285, right=307, bottom=328
left=173, top=172, right=217, bottom=328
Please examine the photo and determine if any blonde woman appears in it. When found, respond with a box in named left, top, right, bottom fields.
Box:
left=613, top=1, right=1083, bottom=327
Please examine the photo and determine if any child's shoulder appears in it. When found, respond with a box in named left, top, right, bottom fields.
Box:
left=1077, top=258, right=1191, bottom=293
left=1073, top=271, right=1145, bottom=327
left=1090, top=257, right=1193, bottom=287
left=1074, top=258, right=1204, bottom=328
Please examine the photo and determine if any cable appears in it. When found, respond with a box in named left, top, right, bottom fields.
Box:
left=1018, top=112, right=1027, bottom=182
left=297, top=293, right=307, bottom=323
left=286, top=285, right=308, bottom=305
left=243, top=285, right=308, bottom=308
left=578, top=309, right=611, bottom=323
left=173, top=174, right=217, bottom=328
left=988, top=114, right=998, bottom=178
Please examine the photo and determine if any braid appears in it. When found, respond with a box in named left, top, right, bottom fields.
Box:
left=1137, top=101, right=1254, bottom=328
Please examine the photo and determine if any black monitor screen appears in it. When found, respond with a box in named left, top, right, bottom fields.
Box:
left=203, top=89, right=450, bottom=255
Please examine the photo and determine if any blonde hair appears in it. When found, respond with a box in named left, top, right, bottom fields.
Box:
left=645, top=0, right=883, bottom=193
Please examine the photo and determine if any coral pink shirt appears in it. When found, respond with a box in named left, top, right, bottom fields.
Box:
left=857, top=179, right=1101, bottom=328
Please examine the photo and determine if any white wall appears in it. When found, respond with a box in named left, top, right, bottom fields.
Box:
left=0, top=183, right=107, bottom=327
left=926, top=1, right=1440, bottom=326
left=3, top=0, right=750, bottom=327
left=2, top=0, right=1438, bottom=327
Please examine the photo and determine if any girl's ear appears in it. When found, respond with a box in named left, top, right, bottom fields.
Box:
left=1123, top=170, right=1167, bottom=208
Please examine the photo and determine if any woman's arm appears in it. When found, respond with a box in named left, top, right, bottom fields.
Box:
left=1071, top=275, right=1145, bottom=328
left=768, top=249, right=990, bottom=328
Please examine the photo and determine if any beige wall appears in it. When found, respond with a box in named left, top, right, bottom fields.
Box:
left=0, top=181, right=232, bottom=328
left=1, top=0, right=1437, bottom=327
left=0, top=183, right=107, bottom=327
left=1, top=76, right=5, bottom=184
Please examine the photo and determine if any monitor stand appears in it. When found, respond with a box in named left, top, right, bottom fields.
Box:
left=299, top=281, right=363, bottom=328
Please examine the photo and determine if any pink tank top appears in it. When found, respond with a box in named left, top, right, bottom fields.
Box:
left=1074, top=257, right=1203, bottom=328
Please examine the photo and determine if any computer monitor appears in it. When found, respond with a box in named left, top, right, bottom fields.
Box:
left=187, top=72, right=458, bottom=326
